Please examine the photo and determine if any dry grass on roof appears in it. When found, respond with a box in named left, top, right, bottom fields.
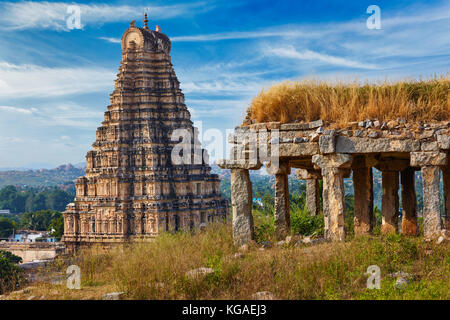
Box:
left=247, top=75, right=450, bottom=126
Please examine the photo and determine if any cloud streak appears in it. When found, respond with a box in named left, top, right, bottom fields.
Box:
left=0, top=62, right=115, bottom=98
left=267, top=46, right=377, bottom=70
left=0, top=1, right=210, bottom=31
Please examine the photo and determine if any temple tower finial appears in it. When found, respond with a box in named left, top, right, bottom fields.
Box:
left=144, top=9, right=149, bottom=29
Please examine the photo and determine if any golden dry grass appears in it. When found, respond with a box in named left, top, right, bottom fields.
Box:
left=247, top=76, right=450, bottom=125
left=3, top=224, right=449, bottom=300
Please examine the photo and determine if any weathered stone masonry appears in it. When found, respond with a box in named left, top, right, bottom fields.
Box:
left=219, top=120, right=450, bottom=246
left=63, top=21, right=228, bottom=251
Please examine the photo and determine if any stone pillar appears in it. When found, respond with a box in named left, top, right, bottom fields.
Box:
left=306, top=179, right=320, bottom=215
left=381, top=171, right=399, bottom=234
left=422, top=166, right=442, bottom=238
left=267, top=161, right=290, bottom=239
left=411, top=152, right=447, bottom=238
left=312, top=154, right=352, bottom=241
left=230, top=169, right=254, bottom=246
left=442, top=166, right=450, bottom=230
left=296, top=169, right=321, bottom=216
left=352, top=156, right=374, bottom=235
left=275, top=171, right=290, bottom=239
left=400, top=167, right=418, bottom=236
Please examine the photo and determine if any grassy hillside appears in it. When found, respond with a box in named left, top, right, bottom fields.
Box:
left=3, top=223, right=448, bottom=300
left=247, top=76, right=449, bottom=125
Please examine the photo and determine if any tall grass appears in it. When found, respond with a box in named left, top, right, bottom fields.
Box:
left=12, top=223, right=447, bottom=300
left=248, top=76, right=450, bottom=125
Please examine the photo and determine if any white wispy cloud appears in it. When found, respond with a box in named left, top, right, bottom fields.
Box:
left=98, top=37, right=122, bottom=44
left=0, top=1, right=210, bottom=31
left=0, top=105, right=37, bottom=114
left=0, top=62, right=115, bottom=98
left=267, top=46, right=377, bottom=70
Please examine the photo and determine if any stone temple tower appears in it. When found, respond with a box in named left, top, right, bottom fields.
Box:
left=62, top=19, right=229, bottom=250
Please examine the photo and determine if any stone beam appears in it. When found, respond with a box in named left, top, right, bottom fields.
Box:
left=336, top=137, right=420, bottom=153
left=381, top=170, right=399, bottom=234
left=400, top=167, right=418, bottom=236
left=312, top=154, right=352, bottom=241
left=230, top=169, right=254, bottom=246
left=352, top=156, right=374, bottom=235
left=375, top=159, right=410, bottom=172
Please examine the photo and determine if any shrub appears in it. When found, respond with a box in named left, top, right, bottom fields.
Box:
left=290, top=207, right=324, bottom=236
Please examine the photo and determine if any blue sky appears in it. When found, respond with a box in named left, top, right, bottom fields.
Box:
left=0, top=0, right=449, bottom=168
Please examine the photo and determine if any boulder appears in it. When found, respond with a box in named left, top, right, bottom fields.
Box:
left=102, top=292, right=125, bottom=300
left=186, top=267, right=214, bottom=278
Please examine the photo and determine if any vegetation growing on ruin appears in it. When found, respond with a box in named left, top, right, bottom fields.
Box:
left=247, top=75, right=450, bottom=125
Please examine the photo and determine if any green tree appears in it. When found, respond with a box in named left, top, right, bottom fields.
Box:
left=0, top=250, right=23, bottom=294
left=20, top=210, right=62, bottom=231
left=48, top=214, right=64, bottom=239
left=0, top=217, right=15, bottom=239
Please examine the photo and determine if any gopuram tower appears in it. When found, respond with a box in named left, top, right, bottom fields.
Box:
left=62, top=17, right=229, bottom=250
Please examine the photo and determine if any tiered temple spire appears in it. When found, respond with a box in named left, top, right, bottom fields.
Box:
left=62, top=20, right=228, bottom=250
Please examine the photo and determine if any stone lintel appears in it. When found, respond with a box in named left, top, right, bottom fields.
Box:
left=410, top=151, right=447, bottom=167
left=278, top=142, right=319, bottom=157
left=312, top=153, right=352, bottom=169
left=217, top=159, right=262, bottom=170
left=335, top=137, right=420, bottom=153
left=375, top=159, right=410, bottom=172
left=295, top=168, right=321, bottom=180
left=279, top=119, right=323, bottom=131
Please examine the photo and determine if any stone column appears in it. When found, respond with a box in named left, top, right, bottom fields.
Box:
left=296, top=169, right=321, bottom=216
left=400, top=167, right=418, bottom=236
left=442, top=166, right=450, bottom=230
left=381, top=171, right=399, bottom=234
left=275, top=170, right=290, bottom=239
left=230, top=169, right=254, bottom=246
left=411, top=152, right=447, bottom=238
left=352, top=156, right=374, bottom=235
left=312, top=154, right=352, bottom=241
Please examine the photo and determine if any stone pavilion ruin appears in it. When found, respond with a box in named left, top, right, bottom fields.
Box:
left=219, top=119, right=450, bottom=246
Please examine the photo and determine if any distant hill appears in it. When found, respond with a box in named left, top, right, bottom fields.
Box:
left=0, top=164, right=85, bottom=188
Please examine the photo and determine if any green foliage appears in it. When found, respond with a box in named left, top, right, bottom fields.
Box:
left=290, top=207, right=324, bottom=236
left=49, top=214, right=64, bottom=239
left=0, top=250, right=24, bottom=294
left=20, top=210, right=62, bottom=231
left=0, top=217, right=16, bottom=238
left=0, top=250, right=23, bottom=264
left=253, top=209, right=275, bottom=243
left=0, top=185, right=75, bottom=213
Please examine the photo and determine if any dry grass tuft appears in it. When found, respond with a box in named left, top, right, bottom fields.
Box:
left=247, top=76, right=450, bottom=125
